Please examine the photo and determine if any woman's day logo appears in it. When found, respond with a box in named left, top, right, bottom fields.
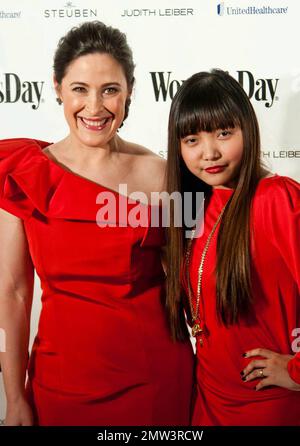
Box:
left=0, top=73, right=44, bottom=110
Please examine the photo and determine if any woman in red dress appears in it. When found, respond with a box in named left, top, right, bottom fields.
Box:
left=0, top=22, right=194, bottom=426
left=166, top=69, right=300, bottom=425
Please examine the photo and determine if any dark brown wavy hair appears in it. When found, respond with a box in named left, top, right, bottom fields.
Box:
left=166, top=69, right=265, bottom=341
left=53, top=21, right=135, bottom=126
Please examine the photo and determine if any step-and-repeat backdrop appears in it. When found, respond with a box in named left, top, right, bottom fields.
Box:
left=0, top=0, right=299, bottom=418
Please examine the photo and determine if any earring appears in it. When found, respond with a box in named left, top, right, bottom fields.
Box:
left=56, top=97, right=62, bottom=105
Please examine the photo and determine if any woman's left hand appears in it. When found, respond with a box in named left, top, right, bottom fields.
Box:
left=241, top=348, right=300, bottom=391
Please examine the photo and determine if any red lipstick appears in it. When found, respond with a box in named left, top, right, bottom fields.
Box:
left=204, top=165, right=226, bottom=174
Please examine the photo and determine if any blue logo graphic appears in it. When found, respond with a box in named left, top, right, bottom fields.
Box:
left=217, top=3, right=225, bottom=16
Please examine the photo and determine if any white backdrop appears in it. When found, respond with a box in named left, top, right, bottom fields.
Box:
left=0, top=0, right=299, bottom=419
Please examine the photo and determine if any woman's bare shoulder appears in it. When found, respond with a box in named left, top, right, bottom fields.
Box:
left=124, top=141, right=166, bottom=192
left=125, top=141, right=165, bottom=159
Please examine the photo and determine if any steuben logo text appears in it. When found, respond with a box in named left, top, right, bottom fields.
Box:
left=44, top=2, right=97, bottom=18
left=150, top=70, right=279, bottom=108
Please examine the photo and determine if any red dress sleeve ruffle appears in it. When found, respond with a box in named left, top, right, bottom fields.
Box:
left=0, top=138, right=57, bottom=220
left=0, top=139, right=166, bottom=246
left=0, top=138, right=111, bottom=222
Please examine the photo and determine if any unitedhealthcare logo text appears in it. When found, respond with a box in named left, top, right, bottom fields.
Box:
left=217, top=2, right=288, bottom=16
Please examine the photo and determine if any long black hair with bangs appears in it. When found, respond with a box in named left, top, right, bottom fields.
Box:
left=166, top=69, right=264, bottom=341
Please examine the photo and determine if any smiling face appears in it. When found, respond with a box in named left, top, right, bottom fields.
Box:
left=55, top=52, right=130, bottom=149
left=180, top=127, right=244, bottom=189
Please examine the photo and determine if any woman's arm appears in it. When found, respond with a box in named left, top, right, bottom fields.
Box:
left=242, top=177, right=300, bottom=391
left=0, top=208, right=34, bottom=425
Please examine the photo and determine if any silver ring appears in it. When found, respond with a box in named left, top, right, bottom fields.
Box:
left=259, top=369, right=265, bottom=378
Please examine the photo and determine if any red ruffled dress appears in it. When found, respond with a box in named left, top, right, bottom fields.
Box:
left=0, top=138, right=194, bottom=426
left=186, top=176, right=300, bottom=425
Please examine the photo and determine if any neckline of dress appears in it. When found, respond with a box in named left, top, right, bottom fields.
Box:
left=212, top=174, right=279, bottom=193
left=36, top=142, right=152, bottom=207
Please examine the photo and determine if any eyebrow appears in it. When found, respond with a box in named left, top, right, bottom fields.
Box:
left=69, top=81, right=122, bottom=87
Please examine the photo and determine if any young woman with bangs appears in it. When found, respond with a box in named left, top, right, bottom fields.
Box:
left=166, top=69, right=300, bottom=425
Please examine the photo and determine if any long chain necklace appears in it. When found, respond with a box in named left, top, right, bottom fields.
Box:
left=185, top=204, right=226, bottom=345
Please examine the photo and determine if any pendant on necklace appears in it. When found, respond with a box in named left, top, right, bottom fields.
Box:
left=191, top=323, right=204, bottom=347
left=191, top=323, right=203, bottom=338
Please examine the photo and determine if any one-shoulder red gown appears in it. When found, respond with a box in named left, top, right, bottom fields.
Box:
left=0, top=138, right=194, bottom=426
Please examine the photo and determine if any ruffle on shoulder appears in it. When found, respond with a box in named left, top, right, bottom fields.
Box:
left=0, top=138, right=166, bottom=247
left=0, top=137, right=129, bottom=222
left=0, top=138, right=105, bottom=221
left=0, top=138, right=56, bottom=219
left=0, top=138, right=110, bottom=224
